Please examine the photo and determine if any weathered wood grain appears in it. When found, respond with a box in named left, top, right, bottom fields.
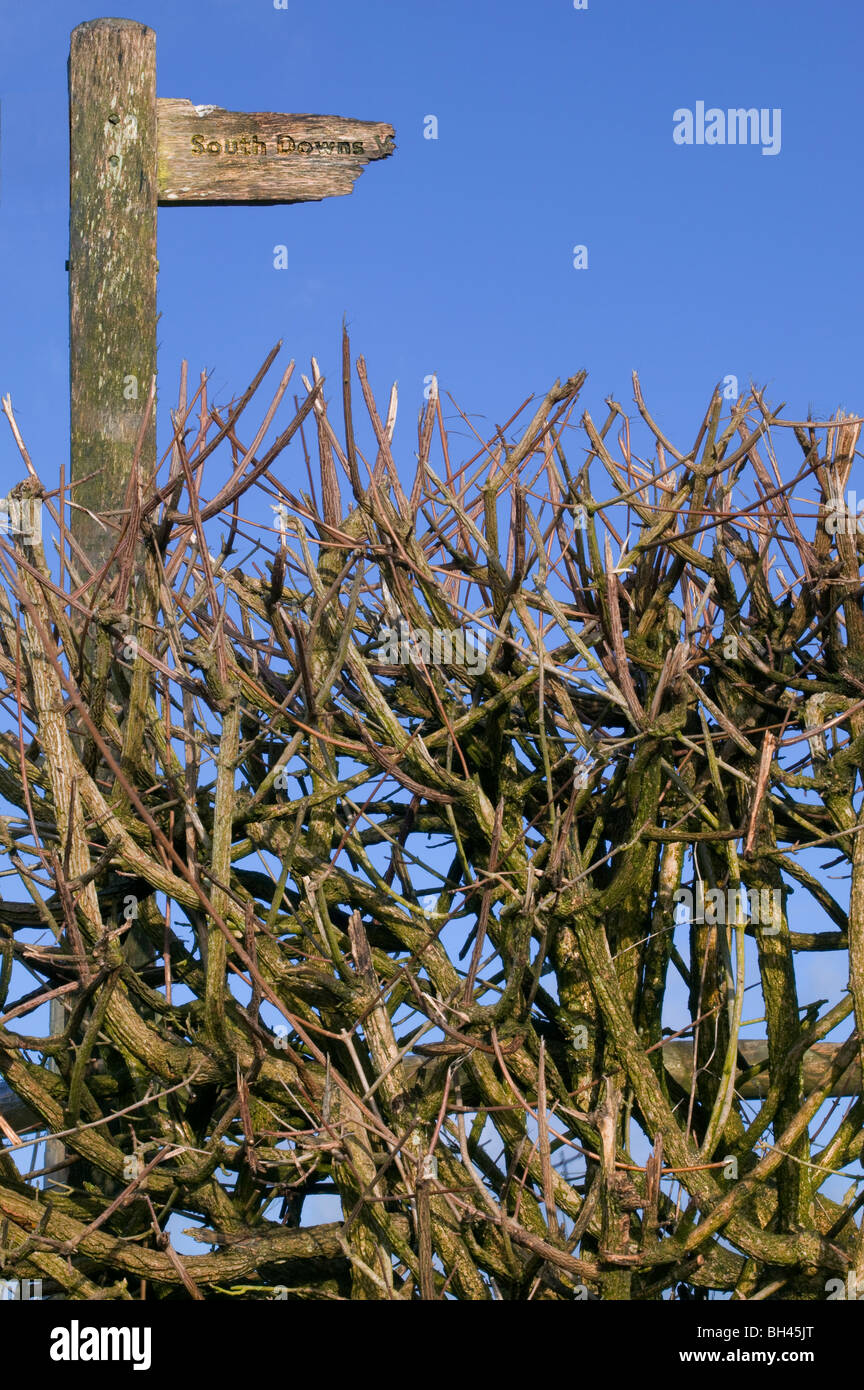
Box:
left=157, top=99, right=395, bottom=205
left=69, top=18, right=157, bottom=571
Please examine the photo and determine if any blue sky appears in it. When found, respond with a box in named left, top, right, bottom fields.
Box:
left=1, top=0, right=862, bottom=472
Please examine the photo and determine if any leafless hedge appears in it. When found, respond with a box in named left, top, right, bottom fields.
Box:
left=0, top=340, right=861, bottom=1300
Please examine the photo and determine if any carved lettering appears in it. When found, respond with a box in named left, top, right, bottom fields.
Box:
left=187, top=130, right=379, bottom=160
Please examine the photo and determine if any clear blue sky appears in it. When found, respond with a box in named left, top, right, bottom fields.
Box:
left=1, top=0, right=862, bottom=477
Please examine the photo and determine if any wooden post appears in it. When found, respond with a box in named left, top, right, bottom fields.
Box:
left=38, top=16, right=395, bottom=1193
left=47, top=18, right=157, bottom=1191
left=68, top=18, right=157, bottom=571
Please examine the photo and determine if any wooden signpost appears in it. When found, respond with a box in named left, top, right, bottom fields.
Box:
left=44, top=14, right=394, bottom=1188
left=68, top=16, right=395, bottom=568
